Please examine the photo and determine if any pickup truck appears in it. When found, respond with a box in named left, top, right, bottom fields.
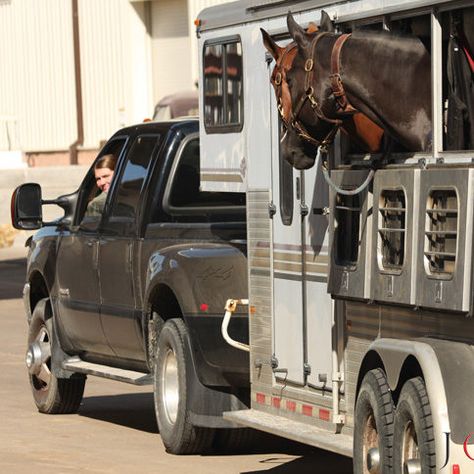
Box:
left=11, top=118, right=250, bottom=454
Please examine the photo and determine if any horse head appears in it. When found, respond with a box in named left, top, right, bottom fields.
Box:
left=287, top=11, right=431, bottom=153
left=261, top=23, right=322, bottom=169
left=262, top=12, right=385, bottom=169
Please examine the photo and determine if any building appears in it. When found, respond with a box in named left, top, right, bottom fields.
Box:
left=0, top=0, right=232, bottom=166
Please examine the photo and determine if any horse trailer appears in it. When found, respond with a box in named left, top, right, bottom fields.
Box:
left=196, top=0, right=474, bottom=472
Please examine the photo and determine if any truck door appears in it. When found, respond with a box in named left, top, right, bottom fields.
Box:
left=55, top=137, right=127, bottom=355
left=270, top=105, right=333, bottom=389
left=99, top=134, right=160, bottom=361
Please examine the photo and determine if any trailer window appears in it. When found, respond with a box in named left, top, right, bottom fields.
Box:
left=334, top=194, right=361, bottom=267
left=378, top=190, right=406, bottom=271
left=424, top=189, right=458, bottom=276
left=203, top=37, right=243, bottom=132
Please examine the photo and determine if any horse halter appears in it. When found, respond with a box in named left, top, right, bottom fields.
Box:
left=298, top=32, right=357, bottom=152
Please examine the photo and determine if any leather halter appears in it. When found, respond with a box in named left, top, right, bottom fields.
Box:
left=289, top=32, right=356, bottom=151
left=330, top=34, right=356, bottom=113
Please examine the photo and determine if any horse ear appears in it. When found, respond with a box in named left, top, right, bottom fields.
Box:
left=260, top=28, right=282, bottom=60
left=319, top=10, right=335, bottom=32
left=287, top=12, right=309, bottom=49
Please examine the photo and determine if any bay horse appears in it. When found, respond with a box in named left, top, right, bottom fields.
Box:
left=261, top=16, right=384, bottom=169
left=283, top=11, right=431, bottom=162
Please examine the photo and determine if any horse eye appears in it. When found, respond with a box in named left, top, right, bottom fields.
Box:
left=286, top=77, right=292, bottom=87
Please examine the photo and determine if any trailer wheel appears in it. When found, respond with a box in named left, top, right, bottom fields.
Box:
left=26, top=298, right=85, bottom=414
left=354, top=368, right=394, bottom=474
left=153, top=318, right=214, bottom=454
left=393, top=377, right=435, bottom=474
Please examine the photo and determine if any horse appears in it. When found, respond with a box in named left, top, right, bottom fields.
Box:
left=261, top=16, right=385, bottom=169
left=283, top=11, right=432, bottom=162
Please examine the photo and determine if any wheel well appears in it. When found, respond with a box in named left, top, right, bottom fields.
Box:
left=355, top=351, right=424, bottom=407
left=149, top=283, right=183, bottom=321
left=145, top=284, right=183, bottom=368
left=29, top=271, right=49, bottom=314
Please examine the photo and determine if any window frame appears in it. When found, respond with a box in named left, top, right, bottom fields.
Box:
left=202, top=35, right=244, bottom=134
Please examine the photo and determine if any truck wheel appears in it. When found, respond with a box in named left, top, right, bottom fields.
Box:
left=393, top=377, right=435, bottom=474
left=154, top=318, right=214, bottom=454
left=353, top=368, right=395, bottom=474
left=26, top=298, right=85, bottom=414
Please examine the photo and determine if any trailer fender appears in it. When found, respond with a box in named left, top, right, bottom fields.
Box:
left=364, top=338, right=451, bottom=470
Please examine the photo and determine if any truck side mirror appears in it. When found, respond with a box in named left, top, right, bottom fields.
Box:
left=11, top=183, right=43, bottom=230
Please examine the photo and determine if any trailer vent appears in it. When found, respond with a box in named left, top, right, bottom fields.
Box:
left=335, top=193, right=361, bottom=267
left=378, top=189, right=406, bottom=270
left=424, top=189, right=458, bottom=276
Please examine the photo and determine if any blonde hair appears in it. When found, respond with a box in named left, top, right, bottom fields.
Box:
left=94, top=154, right=117, bottom=171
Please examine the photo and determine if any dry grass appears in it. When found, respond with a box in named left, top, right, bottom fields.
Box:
left=0, top=224, right=20, bottom=248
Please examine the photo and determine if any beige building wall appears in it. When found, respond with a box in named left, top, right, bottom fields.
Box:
left=0, top=0, right=231, bottom=162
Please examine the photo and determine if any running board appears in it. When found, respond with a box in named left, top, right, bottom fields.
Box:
left=224, top=409, right=353, bottom=458
left=62, top=358, right=153, bottom=386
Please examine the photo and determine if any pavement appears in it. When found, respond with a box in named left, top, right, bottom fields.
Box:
left=0, top=245, right=353, bottom=473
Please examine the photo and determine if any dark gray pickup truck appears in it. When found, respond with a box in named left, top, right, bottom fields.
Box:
left=11, top=118, right=250, bottom=454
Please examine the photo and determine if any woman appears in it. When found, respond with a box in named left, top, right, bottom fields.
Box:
left=85, top=154, right=117, bottom=217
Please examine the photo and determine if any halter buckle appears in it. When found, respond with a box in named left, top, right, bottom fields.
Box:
left=304, top=58, right=314, bottom=72
left=274, top=72, right=282, bottom=86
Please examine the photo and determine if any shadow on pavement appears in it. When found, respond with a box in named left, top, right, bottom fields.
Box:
left=242, top=451, right=353, bottom=473
left=79, top=391, right=353, bottom=473
left=0, top=257, right=26, bottom=300
left=79, top=392, right=158, bottom=434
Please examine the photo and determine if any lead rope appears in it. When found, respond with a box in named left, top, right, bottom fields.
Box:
left=319, top=146, right=375, bottom=196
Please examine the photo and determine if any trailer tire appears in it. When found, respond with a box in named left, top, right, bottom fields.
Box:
left=27, top=298, right=85, bottom=414
left=353, top=368, right=395, bottom=474
left=154, top=318, right=214, bottom=454
left=393, top=377, right=435, bottom=474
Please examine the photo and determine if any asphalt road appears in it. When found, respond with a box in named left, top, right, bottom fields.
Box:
left=0, top=246, right=353, bottom=473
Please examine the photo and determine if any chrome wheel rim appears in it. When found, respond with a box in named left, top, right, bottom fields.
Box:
left=161, top=347, right=179, bottom=425
left=28, top=325, right=52, bottom=391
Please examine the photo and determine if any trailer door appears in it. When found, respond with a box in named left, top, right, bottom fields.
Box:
left=271, top=129, right=305, bottom=386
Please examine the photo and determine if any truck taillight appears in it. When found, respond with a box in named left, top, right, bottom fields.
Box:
left=453, top=465, right=460, bottom=474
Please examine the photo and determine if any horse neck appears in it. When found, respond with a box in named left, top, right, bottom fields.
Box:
left=333, top=33, right=432, bottom=151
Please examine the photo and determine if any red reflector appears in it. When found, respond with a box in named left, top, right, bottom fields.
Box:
left=286, top=400, right=296, bottom=412
left=256, top=393, right=265, bottom=405
left=452, top=465, right=460, bottom=474
left=302, top=405, right=313, bottom=417
left=200, top=303, right=209, bottom=312
left=319, top=409, right=330, bottom=421
left=272, top=397, right=281, bottom=408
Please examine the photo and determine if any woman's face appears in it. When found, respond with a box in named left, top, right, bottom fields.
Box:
left=95, top=167, right=114, bottom=192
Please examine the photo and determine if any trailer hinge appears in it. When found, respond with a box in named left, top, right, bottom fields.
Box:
left=332, top=372, right=344, bottom=382
left=268, top=202, right=276, bottom=218
left=333, top=413, right=346, bottom=425
left=303, top=363, right=311, bottom=376
left=300, top=204, right=309, bottom=217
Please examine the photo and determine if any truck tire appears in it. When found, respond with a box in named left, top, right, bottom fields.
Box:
left=353, top=368, right=395, bottom=474
left=154, top=318, right=214, bottom=454
left=26, top=298, right=85, bottom=414
left=393, top=377, right=435, bottom=474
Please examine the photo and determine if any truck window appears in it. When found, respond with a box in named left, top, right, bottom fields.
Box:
left=203, top=37, right=243, bottom=132
left=107, top=135, right=160, bottom=223
left=78, top=137, right=127, bottom=228
left=161, top=134, right=245, bottom=220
